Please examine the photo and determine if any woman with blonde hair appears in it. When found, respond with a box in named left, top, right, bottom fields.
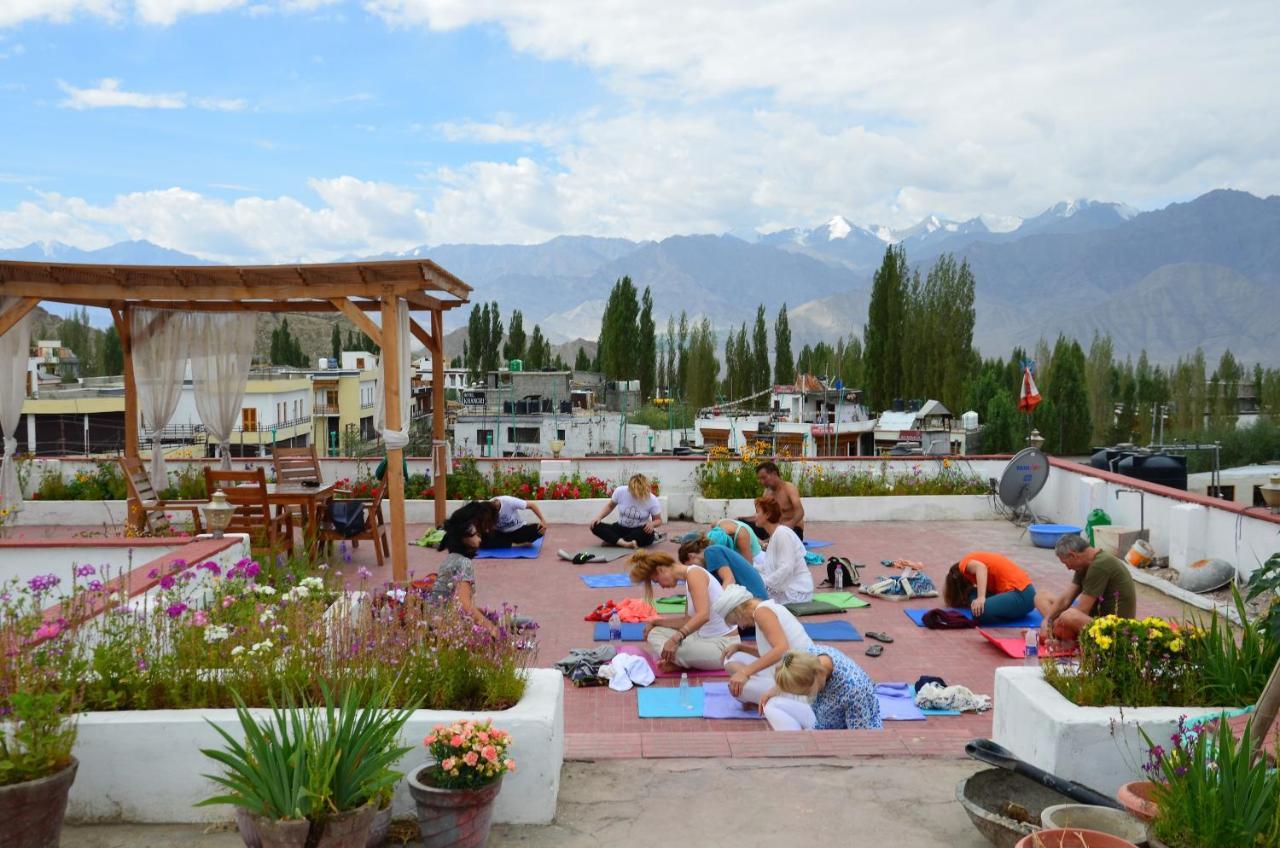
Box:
left=712, top=584, right=812, bottom=705
left=590, top=473, right=663, bottom=548
left=629, top=549, right=736, bottom=671
left=759, top=647, right=881, bottom=731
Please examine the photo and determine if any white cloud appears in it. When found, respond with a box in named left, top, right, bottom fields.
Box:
left=436, top=118, right=563, bottom=146
left=0, top=1, right=122, bottom=28
left=133, top=0, right=247, bottom=25
left=58, top=78, right=185, bottom=110
left=57, top=78, right=248, bottom=111
left=0, top=0, right=339, bottom=27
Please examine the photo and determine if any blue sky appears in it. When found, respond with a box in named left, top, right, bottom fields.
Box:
left=0, top=1, right=1276, bottom=261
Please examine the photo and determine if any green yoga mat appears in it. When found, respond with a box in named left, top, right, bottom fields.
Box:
left=812, top=592, right=870, bottom=609
left=654, top=596, right=686, bottom=613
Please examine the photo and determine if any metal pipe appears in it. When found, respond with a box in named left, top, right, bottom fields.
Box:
left=1115, top=487, right=1145, bottom=532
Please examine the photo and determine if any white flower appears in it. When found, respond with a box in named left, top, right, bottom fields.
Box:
left=282, top=585, right=310, bottom=602
left=300, top=577, right=324, bottom=590
left=259, top=609, right=276, bottom=624
left=230, top=645, right=245, bottom=657
left=253, top=585, right=276, bottom=597
left=204, top=625, right=231, bottom=643
left=250, top=639, right=274, bottom=654
left=387, top=589, right=407, bottom=603
left=273, top=624, right=288, bottom=635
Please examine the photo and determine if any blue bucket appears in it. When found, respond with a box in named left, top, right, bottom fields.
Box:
left=1028, top=523, right=1083, bottom=549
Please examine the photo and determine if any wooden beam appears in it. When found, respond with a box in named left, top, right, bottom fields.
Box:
left=431, top=308, right=447, bottom=527
left=380, top=297, right=409, bottom=582
left=408, top=317, right=435, bottom=353
left=330, top=298, right=383, bottom=347
left=112, top=307, right=140, bottom=462
left=0, top=296, right=38, bottom=339
left=417, top=262, right=472, bottom=299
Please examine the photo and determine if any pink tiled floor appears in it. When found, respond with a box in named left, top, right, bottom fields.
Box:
left=20, top=516, right=1191, bottom=760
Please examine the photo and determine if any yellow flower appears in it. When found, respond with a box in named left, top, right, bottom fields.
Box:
left=1169, top=639, right=1183, bottom=653
left=943, top=457, right=952, bottom=469
left=1094, top=635, right=1113, bottom=650
left=1147, top=629, right=1161, bottom=639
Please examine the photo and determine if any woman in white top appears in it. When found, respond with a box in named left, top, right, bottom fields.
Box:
left=629, top=550, right=736, bottom=671
left=713, top=584, right=813, bottom=706
left=590, top=474, right=663, bottom=548
left=481, top=495, right=548, bottom=548
left=752, top=495, right=814, bottom=604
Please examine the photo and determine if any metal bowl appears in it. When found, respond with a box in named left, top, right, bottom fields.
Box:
left=956, top=768, right=1076, bottom=848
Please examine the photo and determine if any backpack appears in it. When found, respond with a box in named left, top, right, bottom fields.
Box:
left=824, top=557, right=860, bottom=588
left=328, top=500, right=368, bottom=538
left=922, top=608, right=974, bottom=629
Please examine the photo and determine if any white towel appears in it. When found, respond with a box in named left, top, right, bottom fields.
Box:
left=602, top=653, right=656, bottom=692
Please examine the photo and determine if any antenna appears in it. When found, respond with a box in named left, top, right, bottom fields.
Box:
left=996, top=447, right=1050, bottom=526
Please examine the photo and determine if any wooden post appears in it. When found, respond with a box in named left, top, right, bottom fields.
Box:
left=0, top=297, right=39, bottom=339
left=380, top=296, right=409, bottom=582
left=112, top=307, right=139, bottom=461
left=1250, top=658, right=1280, bottom=764
left=431, top=309, right=447, bottom=527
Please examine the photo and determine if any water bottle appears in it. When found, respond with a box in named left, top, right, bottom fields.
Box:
left=834, top=564, right=845, bottom=590
left=1024, top=628, right=1038, bottom=664
left=679, top=672, right=691, bottom=709
left=608, top=610, right=622, bottom=646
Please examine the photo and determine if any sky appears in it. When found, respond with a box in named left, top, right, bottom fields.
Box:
left=0, top=0, right=1277, bottom=263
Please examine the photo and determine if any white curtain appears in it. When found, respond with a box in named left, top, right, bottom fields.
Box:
left=131, top=308, right=190, bottom=490
left=0, top=297, right=33, bottom=511
left=190, top=313, right=256, bottom=469
left=373, top=300, right=412, bottom=451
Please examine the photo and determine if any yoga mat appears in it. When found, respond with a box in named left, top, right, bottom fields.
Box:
left=803, top=540, right=833, bottom=550
left=977, top=628, right=1077, bottom=659
left=617, top=645, right=727, bottom=679
left=592, top=622, right=647, bottom=641
left=654, top=596, right=686, bottom=613
left=784, top=600, right=847, bottom=617
left=875, top=683, right=926, bottom=721
left=908, top=684, right=961, bottom=716
left=558, top=546, right=631, bottom=563
left=801, top=620, right=862, bottom=641
left=702, top=682, right=764, bottom=720
left=475, top=537, right=543, bottom=559
left=637, top=685, right=704, bottom=718
left=579, top=572, right=634, bottom=588
left=903, top=606, right=1044, bottom=629
left=812, top=591, right=871, bottom=609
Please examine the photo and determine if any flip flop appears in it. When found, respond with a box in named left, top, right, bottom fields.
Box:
left=867, top=632, right=894, bottom=643
left=865, top=644, right=884, bottom=657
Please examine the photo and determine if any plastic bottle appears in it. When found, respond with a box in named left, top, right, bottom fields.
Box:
left=1024, top=628, right=1038, bottom=664
left=608, top=609, right=622, bottom=646
left=679, top=672, right=691, bottom=709
left=834, top=563, right=845, bottom=590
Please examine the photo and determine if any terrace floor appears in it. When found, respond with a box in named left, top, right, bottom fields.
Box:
left=16, top=516, right=1195, bottom=761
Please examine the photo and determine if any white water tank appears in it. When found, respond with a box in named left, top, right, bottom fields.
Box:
left=961, top=410, right=979, bottom=430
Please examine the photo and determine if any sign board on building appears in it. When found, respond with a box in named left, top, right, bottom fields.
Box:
left=461, top=390, right=487, bottom=408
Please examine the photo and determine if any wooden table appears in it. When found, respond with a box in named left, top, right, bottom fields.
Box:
left=267, top=482, right=336, bottom=556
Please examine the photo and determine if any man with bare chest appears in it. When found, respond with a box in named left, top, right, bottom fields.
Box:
left=741, top=461, right=805, bottom=542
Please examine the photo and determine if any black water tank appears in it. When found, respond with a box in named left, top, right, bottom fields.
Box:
left=1089, top=449, right=1111, bottom=470
left=892, top=398, right=905, bottom=412
left=1115, top=453, right=1187, bottom=491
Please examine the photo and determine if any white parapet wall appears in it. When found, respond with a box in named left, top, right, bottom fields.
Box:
left=992, top=666, right=1231, bottom=797
left=68, top=668, right=564, bottom=825
left=693, top=495, right=997, bottom=524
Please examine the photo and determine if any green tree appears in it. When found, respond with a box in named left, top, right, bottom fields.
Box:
left=504, top=310, right=526, bottom=364
left=684, top=317, right=719, bottom=408
left=465, top=305, right=484, bottom=380
left=773, top=304, right=795, bottom=385
left=574, top=345, right=591, bottom=371
left=98, top=323, right=124, bottom=376
left=665, top=315, right=678, bottom=395
left=597, top=276, right=640, bottom=380
left=525, top=324, right=545, bottom=369
left=482, top=301, right=503, bottom=375
left=796, top=343, right=813, bottom=376
left=639, top=287, right=656, bottom=400
left=676, top=311, right=690, bottom=396
left=1085, top=333, right=1116, bottom=443
left=1040, top=336, right=1092, bottom=454
left=983, top=389, right=1021, bottom=453
left=330, top=323, right=342, bottom=362
left=863, top=245, right=909, bottom=411
left=751, top=304, right=770, bottom=394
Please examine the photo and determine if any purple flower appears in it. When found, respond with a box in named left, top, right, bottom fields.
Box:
left=75, top=564, right=96, bottom=577
left=27, top=574, right=60, bottom=594
left=165, top=602, right=188, bottom=618
left=137, top=658, right=148, bottom=671
left=197, top=561, right=221, bottom=577
left=159, top=575, right=176, bottom=590
left=356, top=566, right=373, bottom=581
left=87, top=579, right=105, bottom=593
left=245, top=562, right=261, bottom=579
left=147, top=568, right=159, bottom=579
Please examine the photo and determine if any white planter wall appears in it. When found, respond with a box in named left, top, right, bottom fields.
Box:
left=692, top=495, right=997, bottom=524
left=68, top=668, right=563, bottom=826
left=992, top=667, right=1230, bottom=797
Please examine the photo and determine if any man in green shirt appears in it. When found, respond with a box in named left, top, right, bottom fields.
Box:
left=1035, top=533, right=1138, bottom=641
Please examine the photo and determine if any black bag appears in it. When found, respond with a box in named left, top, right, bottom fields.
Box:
left=329, top=500, right=368, bottom=538
left=922, top=608, right=974, bottom=629
left=824, top=557, right=859, bottom=588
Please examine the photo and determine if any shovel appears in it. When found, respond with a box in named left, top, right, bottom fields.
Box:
left=965, top=738, right=1124, bottom=810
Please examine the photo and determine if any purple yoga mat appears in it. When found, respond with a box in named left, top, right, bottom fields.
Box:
left=702, top=682, right=764, bottom=720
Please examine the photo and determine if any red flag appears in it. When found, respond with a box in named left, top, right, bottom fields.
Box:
left=1018, top=366, right=1041, bottom=413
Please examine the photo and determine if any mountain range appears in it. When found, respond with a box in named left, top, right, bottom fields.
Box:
left=2, top=189, right=1277, bottom=365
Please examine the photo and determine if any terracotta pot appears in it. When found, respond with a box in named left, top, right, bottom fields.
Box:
left=313, top=802, right=378, bottom=848
left=234, top=807, right=264, bottom=848
left=1115, top=780, right=1159, bottom=823
left=1014, top=828, right=1140, bottom=848
left=241, top=804, right=376, bottom=848
left=407, top=765, right=504, bottom=848
left=0, top=757, right=78, bottom=848
left=254, top=816, right=311, bottom=848
left=365, top=803, right=393, bottom=848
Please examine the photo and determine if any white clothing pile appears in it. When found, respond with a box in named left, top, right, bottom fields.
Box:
left=915, top=682, right=991, bottom=713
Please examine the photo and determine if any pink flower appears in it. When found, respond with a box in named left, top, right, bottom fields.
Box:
left=441, top=757, right=456, bottom=771
left=477, top=731, right=490, bottom=743
left=504, top=759, right=515, bottom=772
left=32, top=620, right=64, bottom=641
left=192, top=610, right=209, bottom=627
left=222, top=595, right=235, bottom=608
left=463, top=751, right=479, bottom=767
left=451, top=735, right=464, bottom=747
left=481, top=745, right=497, bottom=763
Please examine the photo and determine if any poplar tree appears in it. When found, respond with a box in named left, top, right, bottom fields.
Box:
left=774, top=304, right=795, bottom=385
left=863, top=245, right=909, bottom=411
left=574, top=345, right=591, bottom=371
left=639, top=287, right=656, bottom=400
left=330, top=323, right=342, bottom=362
left=751, top=304, right=770, bottom=394
left=504, top=310, right=526, bottom=363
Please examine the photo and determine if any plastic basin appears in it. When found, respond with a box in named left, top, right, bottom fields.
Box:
left=1041, top=804, right=1148, bottom=844
left=1029, top=524, right=1082, bottom=549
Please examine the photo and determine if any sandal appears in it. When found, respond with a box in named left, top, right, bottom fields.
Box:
left=865, top=644, right=884, bottom=657
left=867, top=631, right=894, bottom=643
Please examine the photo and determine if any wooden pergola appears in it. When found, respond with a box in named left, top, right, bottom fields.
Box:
left=0, top=259, right=472, bottom=581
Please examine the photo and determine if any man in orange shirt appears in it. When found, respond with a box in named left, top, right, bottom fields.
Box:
left=942, top=551, right=1037, bottom=625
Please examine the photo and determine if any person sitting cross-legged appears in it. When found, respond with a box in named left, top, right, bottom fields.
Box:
left=942, top=551, right=1037, bottom=626
left=481, top=495, right=547, bottom=548
left=629, top=550, right=737, bottom=672
left=1035, top=533, right=1137, bottom=642
left=589, top=474, right=663, bottom=548
left=715, top=585, right=813, bottom=707
left=752, top=494, right=814, bottom=604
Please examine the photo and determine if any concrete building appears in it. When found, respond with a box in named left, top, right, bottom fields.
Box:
left=310, top=363, right=379, bottom=457
left=1187, top=463, right=1280, bottom=508
left=698, top=377, right=875, bottom=457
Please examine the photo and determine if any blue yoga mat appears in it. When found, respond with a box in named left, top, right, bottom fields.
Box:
left=579, top=572, right=633, bottom=588
left=592, top=622, right=647, bottom=641
left=637, top=685, right=704, bottom=718
left=475, top=537, right=544, bottom=559
left=903, top=606, right=1043, bottom=629
left=803, top=540, right=833, bottom=550
left=801, top=620, right=862, bottom=641
left=875, top=683, right=925, bottom=721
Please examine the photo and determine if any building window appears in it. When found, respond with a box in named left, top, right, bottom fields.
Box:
left=477, top=429, right=494, bottom=457
left=557, top=429, right=566, bottom=441
left=508, top=427, right=540, bottom=443
left=241, top=408, right=257, bottom=432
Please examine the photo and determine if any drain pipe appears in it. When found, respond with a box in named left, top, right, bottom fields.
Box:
left=1115, top=487, right=1145, bottom=533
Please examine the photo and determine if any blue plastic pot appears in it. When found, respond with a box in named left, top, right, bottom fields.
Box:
left=1028, top=524, right=1082, bottom=549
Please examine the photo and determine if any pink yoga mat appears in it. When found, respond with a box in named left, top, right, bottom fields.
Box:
left=617, top=645, right=728, bottom=678
left=977, top=628, right=1078, bottom=659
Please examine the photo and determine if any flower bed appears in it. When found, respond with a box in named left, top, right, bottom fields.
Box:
left=694, top=448, right=987, bottom=499
left=692, top=494, right=995, bottom=524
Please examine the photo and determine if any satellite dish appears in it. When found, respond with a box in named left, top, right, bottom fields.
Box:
left=998, top=447, right=1050, bottom=525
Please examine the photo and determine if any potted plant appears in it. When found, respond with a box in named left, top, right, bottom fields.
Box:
left=199, top=684, right=413, bottom=848
left=407, top=719, right=515, bottom=848
left=1014, top=829, right=1138, bottom=848
left=0, top=690, right=80, bottom=848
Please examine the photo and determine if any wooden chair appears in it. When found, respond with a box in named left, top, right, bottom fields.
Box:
left=272, top=445, right=323, bottom=486
left=203, top=467, right=294, bottom=556
left=318, top=483, right=390, bottom=569
left=119, top=456, right=205, bottom=536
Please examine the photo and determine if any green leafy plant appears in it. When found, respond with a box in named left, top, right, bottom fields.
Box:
left=0, top=691, right=79, bottom=786
left=1245, top=551, right=1280, bottom=641
left=1142, top=717, right=1280, bottom=847
left=1185, top=586, right=1280, bottom=707
left=1044, top=615, right=1203, bottom=707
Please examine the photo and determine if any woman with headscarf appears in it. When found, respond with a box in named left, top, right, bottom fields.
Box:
left=713, top=585, right=813, bottom=706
